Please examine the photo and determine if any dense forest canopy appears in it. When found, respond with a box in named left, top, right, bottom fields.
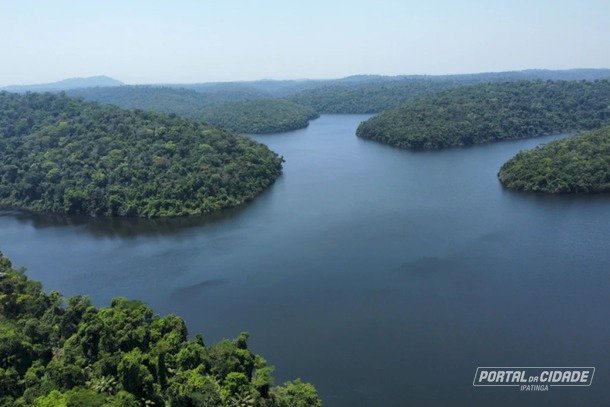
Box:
left=66, top=87, right=318, bottom=134
left=14, top=69, right=605, bottom=120
left=498, top=125, right=610, bottom=193
left=0, top=92, right=283, bottom=217
left=289, top=80, right=458, bottom=113
left=201, top=99, right=319, bottom=134
left=0, top=252, right=321, bottom=406
left=288, top=69, right=610, bottom=114
left=65, top=86, right=258, bottom=120
left=356, top=80, right=610, bottom=150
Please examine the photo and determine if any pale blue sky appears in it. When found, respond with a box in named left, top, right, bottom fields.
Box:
left=1, top=0, right=608, bottom=85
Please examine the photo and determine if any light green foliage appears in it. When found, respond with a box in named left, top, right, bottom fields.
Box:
left=273, top=379, right=322, bottom=407
left=498, top=125, right=610, bottom=193
left=33, top=390, right=67, bottom=407
left=0, top=91, right=283, bottom=217
left=356, top=80, right=610, bottom=150
left=0, top=252, right=321, bottom=406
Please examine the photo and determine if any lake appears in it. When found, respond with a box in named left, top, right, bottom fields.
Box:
left=1, top=114, right=609, bottom=406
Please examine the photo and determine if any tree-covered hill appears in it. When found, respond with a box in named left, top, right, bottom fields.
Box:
left=56, top=69, right=610, bottom=118
left=0, top=92, right=283, bottom=217
left=289, top=80, right=457, bottom=114
left=498, top=125, right=610, bottom=193
left=65, top=86, right=250, bottom=120
left=165, top=82, right=275, bottom=99
left=55, top=70, right=610, bottom=124
left=289, top=69, right=610, bottom=114
left=356, top=80, right=610, bottom=150
left=66, top=87, right=318, bottom=133
left=0, top=252, right=321, bottom=406
left=201, top=99, right=319, bottom=134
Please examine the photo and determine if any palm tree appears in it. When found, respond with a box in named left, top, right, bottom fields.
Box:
left=88, top=376, right=118, bottom=395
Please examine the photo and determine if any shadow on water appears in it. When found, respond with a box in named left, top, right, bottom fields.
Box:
left=499, top=186, right=610, bottom=208
left=169, top=279, right=227, bottom=300
left=0, top=184, right=275, bottom=238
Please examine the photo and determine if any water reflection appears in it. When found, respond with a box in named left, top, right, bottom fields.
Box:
left=0, top=200, right=257, bottom=238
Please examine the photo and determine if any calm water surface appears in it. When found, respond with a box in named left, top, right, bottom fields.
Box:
left=2, top=115, right=610, bottom=406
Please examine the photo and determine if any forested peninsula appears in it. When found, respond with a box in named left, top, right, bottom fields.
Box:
left=201, top=99, right=319, bottom=134
left=66, top=87, right=318, bottom=134
left=498, top=125, right=610, bottom=193
left=0, top=252, right=321, bottom=406
left=356, top=80, right=610, bottom=150
left=0, top=92, right=283, bottom=217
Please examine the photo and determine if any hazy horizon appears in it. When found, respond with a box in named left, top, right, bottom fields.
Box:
left=1, top=0, right=609, bottom=86
left=5, top=67, right=610, bottom=89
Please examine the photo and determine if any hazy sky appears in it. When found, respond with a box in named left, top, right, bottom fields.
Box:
left=1, top=0, right=609, bottom=86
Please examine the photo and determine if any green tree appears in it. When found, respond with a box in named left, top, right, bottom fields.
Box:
left=273, top=379, right=322, bottom=407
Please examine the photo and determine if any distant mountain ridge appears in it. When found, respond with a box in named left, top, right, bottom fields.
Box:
left=3, top=69, right=609, bottom=96
left=3, top=69, right=609, bottom=124
left=1, top=75, right=123, bottom=92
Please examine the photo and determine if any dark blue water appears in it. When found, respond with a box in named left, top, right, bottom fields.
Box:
left=1, top=115, right=609, bottom=406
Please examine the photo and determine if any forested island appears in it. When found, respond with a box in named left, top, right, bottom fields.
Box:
left=201, top=99, right=319, bottom=134
left=0, top=92, right=283, bottom=217
left=498, top=125, right=610, bottom=193
left=356, top=80, right=610, bottom=150
left=0, top=252, right=321, bottom=406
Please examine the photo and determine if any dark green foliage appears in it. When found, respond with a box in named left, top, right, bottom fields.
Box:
left=498, top=125, right=610, bottom=193
left=356, top=80, right=610, bottom=150
left=202, top=99, right=319, bottom=133
left=0, top=252, right=322, bottom=406
left=0, top=92, right=283, bottom=217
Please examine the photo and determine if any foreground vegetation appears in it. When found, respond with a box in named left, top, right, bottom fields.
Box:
left=498, top=125, right=610, bottom=193
left=356, top=80, right=610, bottom=150
left=0, top=252, right=321, bottom=406
left=0, top=92, right=283, bottom=217
left=201, top=99, right=319, bottom=133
